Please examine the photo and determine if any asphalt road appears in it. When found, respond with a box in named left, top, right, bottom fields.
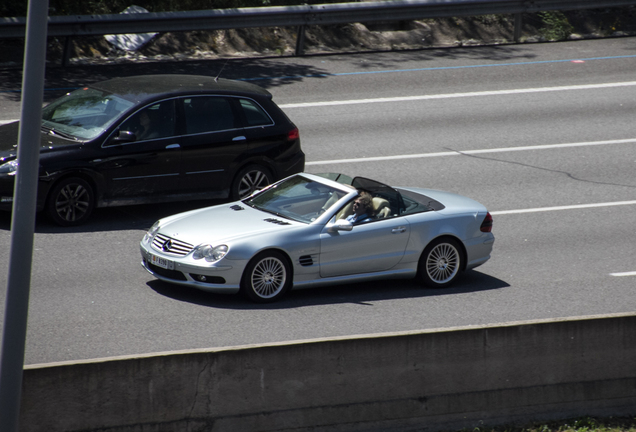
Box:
left=1, top=38, right=635, bottom=365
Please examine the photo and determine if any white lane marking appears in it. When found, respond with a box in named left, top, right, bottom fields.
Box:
left=610, top=271, right=636, bottom=277
left=306, top=138, right=636, bottom=166
left=0, top=120, right=14, bottom=125
left=280, top=81, right=636, bottom=108
left=491, top=201, right=636, bottom=216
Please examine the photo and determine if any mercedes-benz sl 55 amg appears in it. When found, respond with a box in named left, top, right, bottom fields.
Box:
left=140, top=173, right=494, bottom=302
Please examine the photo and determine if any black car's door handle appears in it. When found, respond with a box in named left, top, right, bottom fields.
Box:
left=232, top=136, right=247, bottom=141
left=165, top=144, right=180, bottom=149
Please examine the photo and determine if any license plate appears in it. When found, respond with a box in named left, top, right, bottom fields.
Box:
left=151, top=254, right=174, bottom=270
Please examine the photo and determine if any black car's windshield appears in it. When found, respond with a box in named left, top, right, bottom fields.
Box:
left=41, top=87, right=134, bottom=140
left=245, top=175, right=346, bottom=223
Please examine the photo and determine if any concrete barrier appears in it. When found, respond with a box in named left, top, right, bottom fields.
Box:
left=20, top=312, right=636, bottom=431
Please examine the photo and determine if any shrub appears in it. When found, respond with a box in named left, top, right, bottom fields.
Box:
left=538, top=10, right=574, bottom=40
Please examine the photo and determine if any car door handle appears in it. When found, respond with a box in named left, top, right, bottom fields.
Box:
left=165, top=144, right=180, bottom=149
left=232, top=136, right=247, bottom=141
left=391, top=227, right=406, bottom=234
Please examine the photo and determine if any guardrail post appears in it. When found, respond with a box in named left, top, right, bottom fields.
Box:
left=514, top=13, right=522, bottom=42
left=295, top=25, right=306, bottom=56
left=62, top=36, right=72, bottom=67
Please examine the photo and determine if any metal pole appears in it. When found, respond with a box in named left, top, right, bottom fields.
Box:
left=0, top=0, right=49, bottom=430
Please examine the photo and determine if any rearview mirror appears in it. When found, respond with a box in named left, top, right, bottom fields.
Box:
left=111, top=130, right=137, bottom=143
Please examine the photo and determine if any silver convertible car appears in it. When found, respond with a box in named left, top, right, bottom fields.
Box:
left=140, top=173, right=494, bottom=302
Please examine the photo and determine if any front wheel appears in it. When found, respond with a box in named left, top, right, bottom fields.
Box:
left=231, top=165, right=272, bottom=200
left=46, top=177, right=95, bottom=226
left=417, top=238, right=463, bottom=288
left=240, top=251, right=292, bottom=303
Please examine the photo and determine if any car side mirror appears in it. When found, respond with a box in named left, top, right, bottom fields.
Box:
left=111, top=130, right=137, bottom=143
left=327, top=219, right=353, bottom=233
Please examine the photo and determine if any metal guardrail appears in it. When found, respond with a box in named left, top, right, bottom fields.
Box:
left=1, top=0, right=635, bottom=38
left=1, top=0, right=635, bottom=59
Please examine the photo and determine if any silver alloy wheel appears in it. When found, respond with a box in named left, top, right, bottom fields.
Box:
left=238, top=169, right=269, bottom=198
left=250, top=256, right=287, bottom=299
left=426, top=242, right=460, bottom=284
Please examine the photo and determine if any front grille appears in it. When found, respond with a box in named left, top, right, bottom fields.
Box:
left=146, top=260, right=188, bottom=281
left=152, top=233, right=194, bottom=257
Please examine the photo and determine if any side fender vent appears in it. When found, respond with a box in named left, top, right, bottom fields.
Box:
left=299, top=255, right=314, bottom=266
left=264, top=218, right=290, bottom=225
left=230, top=205, right=244, bottom=211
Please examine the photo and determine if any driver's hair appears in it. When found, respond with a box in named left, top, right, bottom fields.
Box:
left=357, top=191, right=374, bottom=215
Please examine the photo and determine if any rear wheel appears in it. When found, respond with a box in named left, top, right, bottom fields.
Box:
left=417, top=238, right=463, bottom=288
left=231, top=165, right=272, bottom=200
left=240, top=251, right=292, bottom=303
left=46, top=177, right=95, bottom=226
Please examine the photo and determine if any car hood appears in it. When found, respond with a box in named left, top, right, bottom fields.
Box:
left=0, top=121, right=82, bottom=159
left=157, top=203, right=304, bottom=245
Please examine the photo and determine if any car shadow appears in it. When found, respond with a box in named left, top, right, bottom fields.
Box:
left=0, top=56, right=336, bottom=104
left=0, top=198, right=229, bottom=234
left=147, top=270, right=509, bottom=310
left=2, top=43, right=545, bottom=103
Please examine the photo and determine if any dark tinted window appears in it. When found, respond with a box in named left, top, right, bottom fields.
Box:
left=183, top=96, right=238, bottom=134
left=239, top=98, right=273, bottom=127
left=119, top=100, right=175, bottom=141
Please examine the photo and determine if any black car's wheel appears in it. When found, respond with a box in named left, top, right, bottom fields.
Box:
left=417, top=237, right=463, bottom=288
left=231, top=165, right=272, bottom=200
left=241, top=251, right=292, bottom=303
left=46, top=177, right=95, bottom=226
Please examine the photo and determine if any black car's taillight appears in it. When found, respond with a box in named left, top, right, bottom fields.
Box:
left=287, top=127, right=299, bottom=141
left=480, top=212, right=493, bottom=233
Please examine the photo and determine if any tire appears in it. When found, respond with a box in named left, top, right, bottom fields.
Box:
left=240, top=251, right=292, bottom=303
left=231, top=165, right=272, bottom=200
left=417, top=238, right=463, bottom=288
left=46, top=177, right=95, bottom=226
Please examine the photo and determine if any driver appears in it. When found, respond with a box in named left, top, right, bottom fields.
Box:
left=346, top=191, right=374, bottom=224
left=136, top=109, right=160, bottom=140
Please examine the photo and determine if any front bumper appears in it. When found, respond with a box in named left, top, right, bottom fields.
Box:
left=0, top=176, right=52, bottom=213
left=140, top=245, right=243, bottom=294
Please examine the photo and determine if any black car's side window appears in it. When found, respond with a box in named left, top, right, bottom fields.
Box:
left=183, top=96, right=238, bottom=134
left=238, top=98, right=274, bottom=127
left=119, top=101, right=176, bottom=142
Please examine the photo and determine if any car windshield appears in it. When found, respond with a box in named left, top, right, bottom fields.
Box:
left=41, top=87, right=135, bottom=140
left=245, top=175, right=347, bottom=223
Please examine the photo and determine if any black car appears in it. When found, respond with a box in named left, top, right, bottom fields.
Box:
left=0, top=74, right=304, bottom=226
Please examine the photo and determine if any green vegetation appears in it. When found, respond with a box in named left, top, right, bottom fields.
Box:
left=538, top=10, right=574, bottom=40
left=474, top=14, right=512, bottom=27
left=454, top=417, right=636, bottom=432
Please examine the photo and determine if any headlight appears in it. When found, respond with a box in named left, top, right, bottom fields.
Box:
left=192, top=244, right=228, bottom=262
left=0, top=160, right=18, bottom=176
left=143, top=221, right=160, bottom=243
